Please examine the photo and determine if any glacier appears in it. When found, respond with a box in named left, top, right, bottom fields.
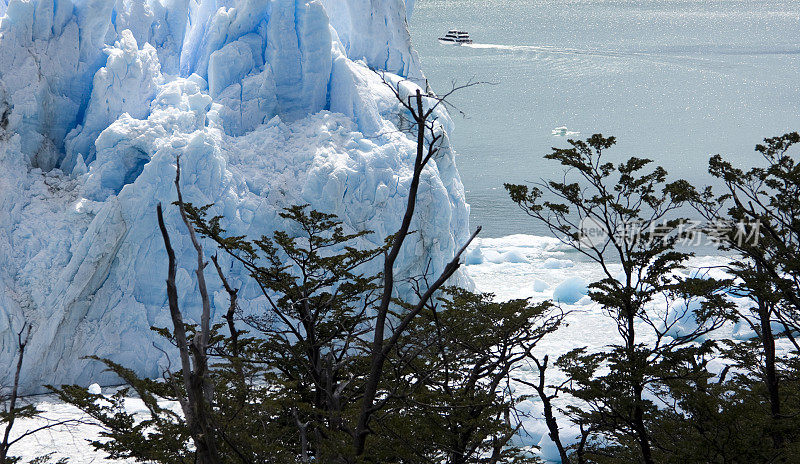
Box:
left=0, top=0, right=470, bottom=391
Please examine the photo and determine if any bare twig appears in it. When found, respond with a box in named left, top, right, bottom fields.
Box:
left=354, top=79, right=482, bottom=456
left=156, top=157, right=220, bottom=464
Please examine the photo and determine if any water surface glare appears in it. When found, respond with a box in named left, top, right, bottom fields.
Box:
left=410, top=0, right=800, bottom=238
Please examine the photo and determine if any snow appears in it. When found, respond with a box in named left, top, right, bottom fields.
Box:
left=0, top=0, right=469, bottom=393
left=542, top=257, right=573, bottom=269
left=4, top=385, right=182, bottom=463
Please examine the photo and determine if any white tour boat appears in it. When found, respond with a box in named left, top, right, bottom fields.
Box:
left=438, top=30, right=473, bottom=45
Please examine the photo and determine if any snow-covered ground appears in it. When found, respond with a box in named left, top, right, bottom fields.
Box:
left=3, top=388, right=135, bottom=463
left=7, top=234, right=781, bottom=463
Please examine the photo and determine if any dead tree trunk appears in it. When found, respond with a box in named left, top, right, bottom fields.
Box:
left=353, top=81, right=481, bottom=458
left=156, top=158, right=220, bottom=464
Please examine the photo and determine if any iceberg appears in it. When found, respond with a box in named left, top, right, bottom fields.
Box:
left=552, top=276, right=588, bottom=305
left=0, top=0, right=470, bottom=392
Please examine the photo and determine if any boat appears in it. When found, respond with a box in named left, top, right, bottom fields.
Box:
left=438, top=30, right=473, bottom=45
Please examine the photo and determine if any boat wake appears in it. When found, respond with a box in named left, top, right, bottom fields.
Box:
left=466, top=43, right=587, bottom=53
left=461, top=42, right=736, bottom=71
left=466, top=42, right=800, bottom=58
left=464, top=42, right=699, bottom=60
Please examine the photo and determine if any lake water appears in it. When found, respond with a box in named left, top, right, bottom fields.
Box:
left=409, top=0, right=800, bottom=237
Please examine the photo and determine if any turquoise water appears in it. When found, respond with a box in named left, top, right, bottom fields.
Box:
left=409, top=0, right=800, bottom=237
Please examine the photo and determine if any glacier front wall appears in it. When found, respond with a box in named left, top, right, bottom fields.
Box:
left=0, top=0, right=470, bottom=391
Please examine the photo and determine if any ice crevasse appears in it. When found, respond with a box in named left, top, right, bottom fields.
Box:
left=0, top=0, right=470, bottom=391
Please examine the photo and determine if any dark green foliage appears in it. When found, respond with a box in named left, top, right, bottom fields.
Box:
left=507, top=134, right=734, bottom=464
left=55, top=203, right=560, bottom=464
left=50, top=128, right=800, bottom=463
left=53, top=357, right=192, bottom=462
left=188, top=204, right=385, bottom=463
left=504, top=132, right=800, bottom=463
left=382, top=289, right=562, bottom=464
left=688, top=132, right=800, bottom=462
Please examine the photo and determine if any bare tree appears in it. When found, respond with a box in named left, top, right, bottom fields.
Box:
left=352, top=76, right=482, bottom=457
left=514, top=355, right=572, bottom=464
left=156, top=158, right=220, bottom=464
left=151, top=76, right=484, bottom=462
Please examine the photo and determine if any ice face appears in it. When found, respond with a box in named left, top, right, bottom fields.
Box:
left=0, top=0, right=470, bottom=392
left=320, top=0, right=420, bottom=78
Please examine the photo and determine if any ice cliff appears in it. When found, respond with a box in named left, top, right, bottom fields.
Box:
left=0, top=0, right=470, bottom=391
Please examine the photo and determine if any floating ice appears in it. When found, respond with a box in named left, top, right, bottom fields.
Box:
left=732, top=319, right=791, bottom=341
left=532, top=278, right=549, bottom=292
left=501, top=249, right=529, bottom=263
left=552, top=277, right=588, bottom=305
left=464, top=246, right=485, bottom=265
left=660, top=300, right=707, bottom=340
left=542, top=257, right=573, bottom=269
left=551, top=126, right=580, bottom=137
